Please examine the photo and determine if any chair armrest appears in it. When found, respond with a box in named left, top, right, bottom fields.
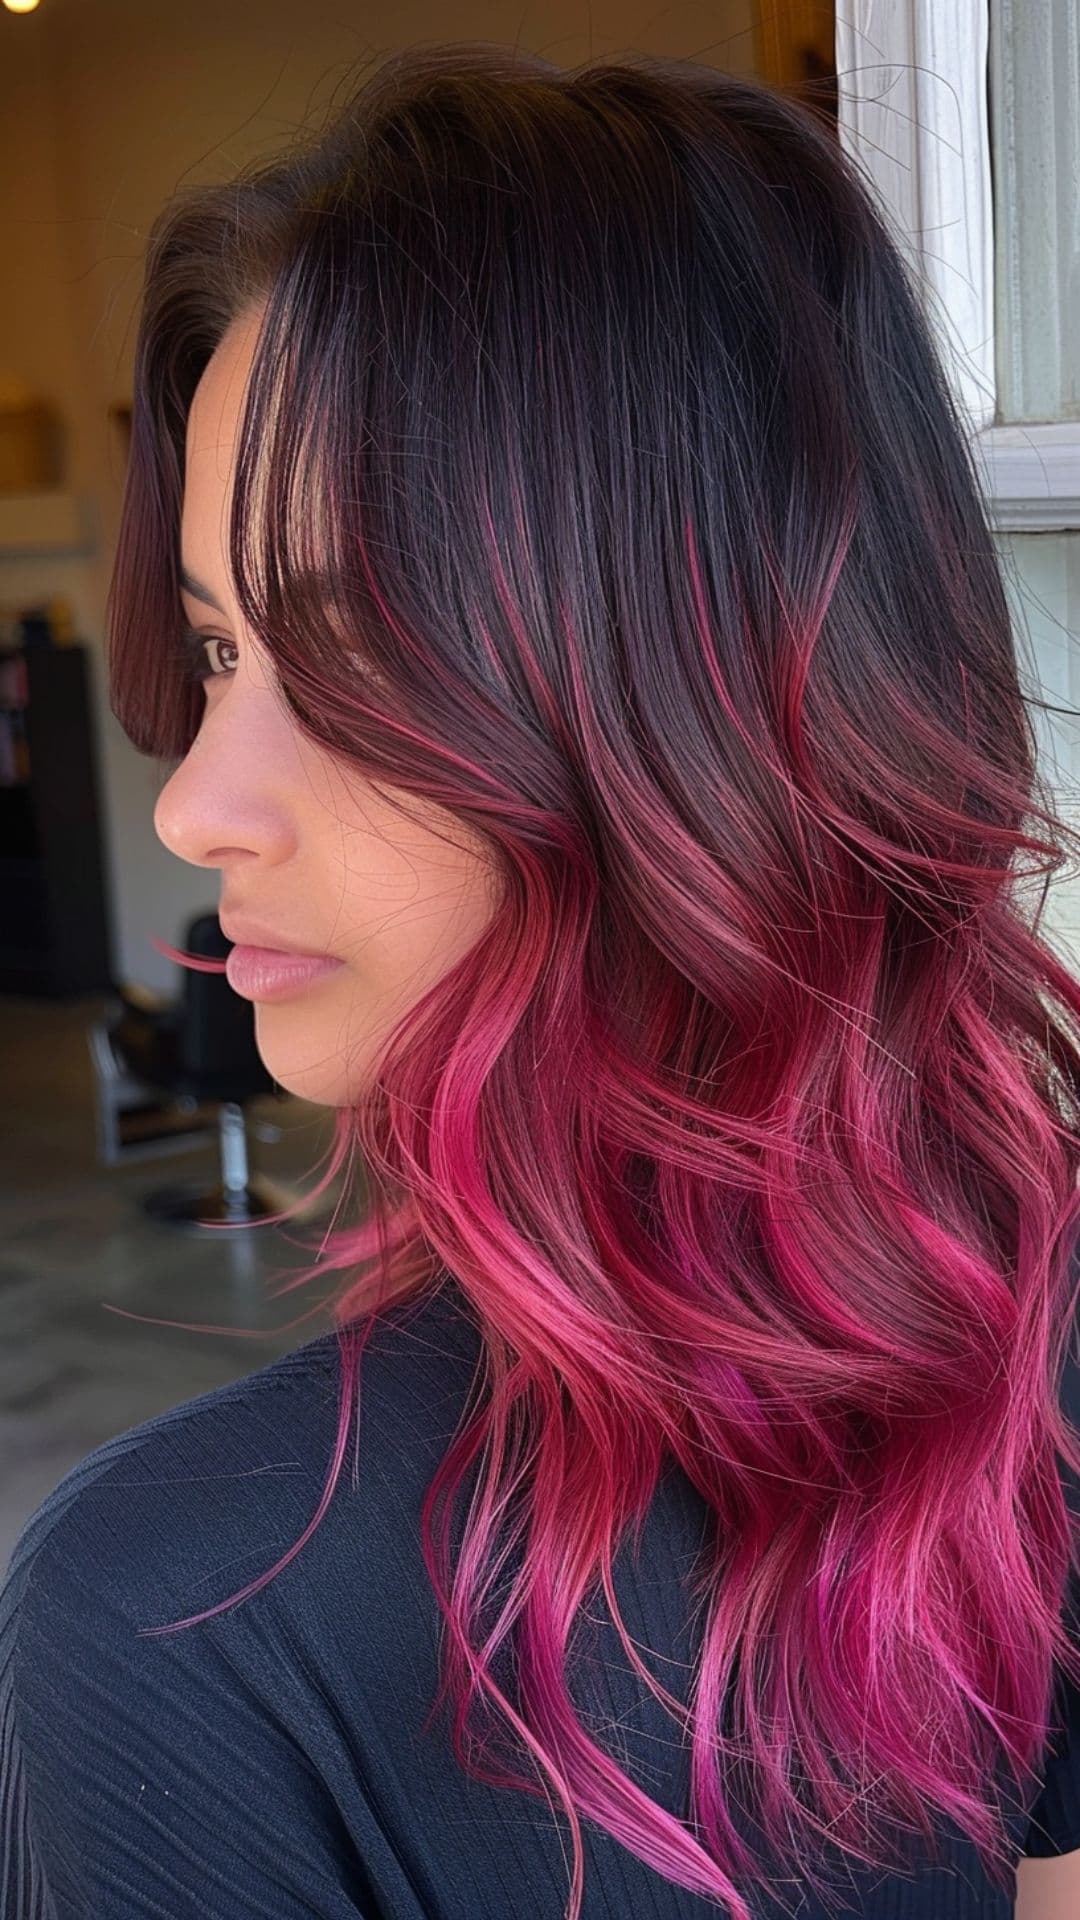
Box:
left=117, top=980, right=175, bottom=1015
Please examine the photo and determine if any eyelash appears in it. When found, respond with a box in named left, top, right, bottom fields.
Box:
left=180, top=625, right=239, bottom=683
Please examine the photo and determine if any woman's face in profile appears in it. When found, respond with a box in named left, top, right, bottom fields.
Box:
left=153, top=305, right=500, bottom=1108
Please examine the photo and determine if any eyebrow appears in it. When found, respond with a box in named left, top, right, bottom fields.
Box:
left=179, top=565, right=226, bottom=614
left=178, top=564, right=339, bottom=615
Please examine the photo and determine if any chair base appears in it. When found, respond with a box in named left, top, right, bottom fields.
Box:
left=140, top=1177, right=283, bottom=1232
left=138, top=1099, right=283, bottom=1231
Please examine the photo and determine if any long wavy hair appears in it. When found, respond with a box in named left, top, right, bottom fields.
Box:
left=106, top=41, right=1080, bottom=1920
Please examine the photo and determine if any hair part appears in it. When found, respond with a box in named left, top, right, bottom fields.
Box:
left=109, top=40, right=1080, bottom=1920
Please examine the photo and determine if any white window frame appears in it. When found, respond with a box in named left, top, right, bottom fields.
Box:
left=835, top=0, right=1080, bottom=532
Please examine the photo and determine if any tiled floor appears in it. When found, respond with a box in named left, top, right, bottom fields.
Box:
left=0, top=990, right=348, bottom=1568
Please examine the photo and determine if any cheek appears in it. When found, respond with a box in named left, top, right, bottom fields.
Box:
left=360, top=855, right=499, bottom=984
left=325, top=798, right=500, bottom=964
left=248, top=860, right=500, bottom=1108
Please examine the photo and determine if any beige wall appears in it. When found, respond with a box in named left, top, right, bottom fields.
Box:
left=0, top=0, right=757, bottom=990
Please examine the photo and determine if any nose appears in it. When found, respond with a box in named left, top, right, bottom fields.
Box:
left=153, top=696, right=297, bottom=872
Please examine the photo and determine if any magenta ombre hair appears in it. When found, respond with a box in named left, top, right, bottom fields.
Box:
left=105, top=42, right=1080, bottom=1920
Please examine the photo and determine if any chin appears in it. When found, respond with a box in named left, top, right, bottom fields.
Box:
left=251, top=1003, right=374, bottom=1108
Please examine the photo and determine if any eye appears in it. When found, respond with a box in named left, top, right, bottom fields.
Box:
left=179, top=624, right=239, bottom=683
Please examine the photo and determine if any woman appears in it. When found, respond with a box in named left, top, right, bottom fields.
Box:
left=2, top=39, right=1080, bottom=1920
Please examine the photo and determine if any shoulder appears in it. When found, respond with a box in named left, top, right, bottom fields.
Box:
left=0, top=1279, right=485, bottom=1919
left=2, top=1275, right=484, bottom=1659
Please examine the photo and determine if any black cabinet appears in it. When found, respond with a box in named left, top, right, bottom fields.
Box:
left=0, top=642, right=114, bottom=995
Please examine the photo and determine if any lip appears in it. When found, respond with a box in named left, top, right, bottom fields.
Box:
left=224, top=943, right=345, bottom=1003
left=219, top=916, right=333, bottom=958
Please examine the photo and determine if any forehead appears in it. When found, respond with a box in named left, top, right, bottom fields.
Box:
left=180, top=298, right=335, bottom=607
left=184, top=307, right=265, bottom=474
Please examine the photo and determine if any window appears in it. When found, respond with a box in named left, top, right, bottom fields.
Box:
left=836, top=0, right=1080, bottom=958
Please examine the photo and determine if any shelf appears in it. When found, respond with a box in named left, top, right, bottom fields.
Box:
left=0, top=490, right=96, bottom=557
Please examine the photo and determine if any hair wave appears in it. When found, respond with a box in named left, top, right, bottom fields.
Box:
left=107, top=41, right=1080, bottom=1920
